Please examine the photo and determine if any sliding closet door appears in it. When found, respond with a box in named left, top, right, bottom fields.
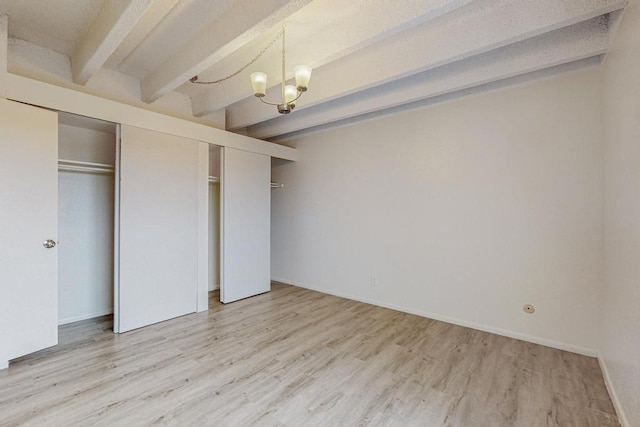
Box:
left=116, top=125, right=207, bottom=333
left=0, top=98, right=58, bottom=366
left=221, top=147, right=271, bottom=303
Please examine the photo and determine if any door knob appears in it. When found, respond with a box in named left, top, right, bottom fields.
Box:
left=43, top=239, right=57, bottom=249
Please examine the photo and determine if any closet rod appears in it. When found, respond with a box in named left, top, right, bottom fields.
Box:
left=207, top=176, right=281, bottom=188
left=58, top=159, right=114, bottom=174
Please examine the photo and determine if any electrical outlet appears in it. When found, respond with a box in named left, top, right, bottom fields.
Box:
left=371, top=275, right=377, bottom=287
left=523, top=304, right=535, bottom=314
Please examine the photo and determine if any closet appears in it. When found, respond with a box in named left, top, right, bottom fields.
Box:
left=57, top=113, right=117, bottom=325
left=1, top=96, right=273, bottom=368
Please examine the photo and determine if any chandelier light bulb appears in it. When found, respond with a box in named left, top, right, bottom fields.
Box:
left=284, top=85, right=298, bottom=105
left=250, top=72, right=267, bottom=97
left=295, top=65, right=312, bottom=91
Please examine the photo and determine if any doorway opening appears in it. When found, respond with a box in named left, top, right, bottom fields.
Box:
left=57, top=112, right=117, bottom=328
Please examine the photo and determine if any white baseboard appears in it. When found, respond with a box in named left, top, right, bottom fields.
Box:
left=271, top=276, right=293, bottom=285
left=598, top=356, right=629, bottom=427
left=0, top=360, right=8, bottom=370
left=284, top=279, right=597, bottom=357
left=208, top=283, right=220, bottom=291
left=58, top=310, right=113, bottom=325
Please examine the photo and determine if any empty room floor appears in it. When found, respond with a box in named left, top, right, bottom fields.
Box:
left=0, top=283, right=618, bottom=426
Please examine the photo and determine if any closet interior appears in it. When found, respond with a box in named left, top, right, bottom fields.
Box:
left=57, top=112, right=116, bottom=325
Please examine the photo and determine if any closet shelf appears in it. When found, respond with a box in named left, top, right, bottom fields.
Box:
left=59, top=159, right=114, bottom=174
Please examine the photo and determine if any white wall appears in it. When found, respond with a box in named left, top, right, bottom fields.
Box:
left=271, top=67, right=603, bottom=355
left=600, top=1, right=640, bottom=425
left=58, top=122, right=115, bottom=324
left=59, top=123, right=115, bottom=164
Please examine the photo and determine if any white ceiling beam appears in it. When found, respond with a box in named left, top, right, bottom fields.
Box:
left=104, top=0, right=181, bottom=69
left=247, top=17, right=610, bottom=139
left=0, top=15, right=7, bottom=98
left=268, top=57, right=603, bottom=143
left=191, top=0, right=474, bottom=117
left=72, top=0, right=153, bottom=85
left=227, top=0, right=626, bottom=130
left=141, top=0, right=313, bottom=103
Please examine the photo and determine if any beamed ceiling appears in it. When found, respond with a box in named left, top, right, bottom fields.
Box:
left=0, top=0, right=629, bottom=141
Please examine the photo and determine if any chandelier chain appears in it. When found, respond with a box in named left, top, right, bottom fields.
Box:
left=189, top=29, right=284, bottom=85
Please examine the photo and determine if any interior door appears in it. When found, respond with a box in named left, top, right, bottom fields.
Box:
left=115, top=125, right=205, bottom=333
left=0, top=98, right=58, bottom=367
left=221, top=147, right=271, bottom=303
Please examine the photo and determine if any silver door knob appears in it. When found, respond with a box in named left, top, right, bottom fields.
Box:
left=43, top=239, right=57, bottom=249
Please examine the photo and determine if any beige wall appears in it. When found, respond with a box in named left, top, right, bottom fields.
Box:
left=271, top=66, right=603, bottom=355
left=601, top=1, right=640, bottom=425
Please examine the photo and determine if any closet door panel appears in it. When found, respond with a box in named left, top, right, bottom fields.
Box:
left=0, top=98, right=58, bottom=365
left=221, top=147, right=271, bottom=303
left=117, top=125, right=202, bottom=333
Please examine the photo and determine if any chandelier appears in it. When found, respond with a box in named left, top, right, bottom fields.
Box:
left=189, top=26, right=311, bottom=115
left=250, top=27, right=312, bottom=114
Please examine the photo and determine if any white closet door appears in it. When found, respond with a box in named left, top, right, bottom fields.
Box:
left=116, top=125, right=206, bottom=333
left=0, top=98, right=58, bottom=367
left=221, top=147, right=271, bottom=303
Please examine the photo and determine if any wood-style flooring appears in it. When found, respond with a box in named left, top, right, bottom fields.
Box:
left=0, top=283, right=619, bottom=426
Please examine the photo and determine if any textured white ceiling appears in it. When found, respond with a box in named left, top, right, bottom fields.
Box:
left=116, top=0, right=236, bottom=79
left=0, top=0, right=104, bottom=55
left=177, top=0, right=472, bottom=108
left=0, top=0, right=629, bottom=139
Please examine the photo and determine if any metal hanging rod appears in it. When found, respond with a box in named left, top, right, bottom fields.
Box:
left=58, top=159, right=114, bottom=174
left=210, top=176, right=282, bottom=188
left=58, top=165, right=282, bottom=189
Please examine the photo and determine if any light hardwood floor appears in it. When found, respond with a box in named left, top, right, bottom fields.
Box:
left=0, top=283, right=619, bottom=426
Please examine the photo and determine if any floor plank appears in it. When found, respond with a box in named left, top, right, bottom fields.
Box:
left=0, top=283, right=619, bottom=426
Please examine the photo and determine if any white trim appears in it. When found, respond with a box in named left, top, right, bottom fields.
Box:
left=113, top=125, right=122, bottom=333
left=219, top=147, right=225, bottom=303
left=58, top=310, right=113, bottom=326
left=598, top=356, right=629, bottom=427
left=285, top=278, right=598, bottom=357
left=0, top=360, right=8, bottom=370
left=270, top=276, right=293, bottom=285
